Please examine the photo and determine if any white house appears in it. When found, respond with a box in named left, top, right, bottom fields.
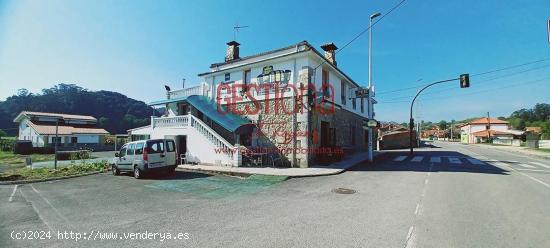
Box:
left=146, top=40, right=374, bottom=168
left=460, top=117, right=517, bottom=143
left=14, top=111, right=109, bottom=148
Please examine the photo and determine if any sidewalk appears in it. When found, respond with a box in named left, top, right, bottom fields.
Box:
left=178, top=151, right=382, bottom=178
left=472, top=144, right=550, bottom=160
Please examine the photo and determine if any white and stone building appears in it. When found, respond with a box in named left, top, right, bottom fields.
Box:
left=147, top=41, right=374, bottom=167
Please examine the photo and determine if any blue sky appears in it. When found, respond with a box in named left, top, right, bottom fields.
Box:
left=1, top=0, right=549, bottom=122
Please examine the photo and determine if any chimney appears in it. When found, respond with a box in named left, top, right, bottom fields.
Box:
left=320, top=43, right=338, bottom=66
left=225, top=41, right=240, bottom=62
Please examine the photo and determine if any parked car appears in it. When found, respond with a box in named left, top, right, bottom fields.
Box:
left=111, top=139, right=177, bottom=179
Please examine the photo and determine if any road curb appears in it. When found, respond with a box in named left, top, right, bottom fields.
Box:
left=179, top=152, right=384, bottom=179
left=0, top=170, right=107, bottom=185
left=472, top=144, right=550, bottom=161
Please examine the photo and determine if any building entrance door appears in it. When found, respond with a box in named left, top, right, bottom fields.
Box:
left=176, top=135, right=187, bottom=164
left=321, top=121, right=329, bottom=148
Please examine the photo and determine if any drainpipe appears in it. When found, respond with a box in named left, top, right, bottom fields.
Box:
left=292, top=57, right=297, bottom=167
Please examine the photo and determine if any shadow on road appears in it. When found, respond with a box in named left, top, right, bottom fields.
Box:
left=351, top=150, right=510, bottom=175
left=117, top=170, right=212, bottom=180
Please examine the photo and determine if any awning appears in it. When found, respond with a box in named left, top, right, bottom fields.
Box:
left=148, top=96, right=188, bottom=106
left=149, top=95, right=253, bottom=134
left=186, top=95, right=254, bottom=134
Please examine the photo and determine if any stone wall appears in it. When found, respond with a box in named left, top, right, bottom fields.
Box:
left=231, top=96, right=309, bottom=167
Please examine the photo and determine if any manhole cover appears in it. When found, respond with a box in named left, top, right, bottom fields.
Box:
left=332, top=188, right=356, bottom=194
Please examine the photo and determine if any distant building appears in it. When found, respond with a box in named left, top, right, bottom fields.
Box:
left=13, top=111, right=109, bottom=148
left=460, top=117, right=522, bottom=143
left=525, top=126, right=542, bottom=134
left=421, top=127, right=445, bottom=140
left=127, top=125, right=151, bottom=141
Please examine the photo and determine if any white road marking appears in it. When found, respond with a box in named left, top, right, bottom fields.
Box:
left=448, top=157, right=462, bottom=164
left=30, top=184, right=69, bottom=223
left=8, top=185, right=18, bottom=202
left=20, top=187, right=53, bottom=231
left=516, top=163, right=536, bottom=169
left=411, top=156, right=424, bottom=162
left=530, top=162, right=550, bottom=169
left=414, top=203, right=420, bottom=215
left=491, top=161, right=510, bottom=168
left=467, top=158, right=485, bottom=165
left=516, top=171, right=550, bottom=189
left=430, top=157, right=441, bottom=163
left=405, top=226, right=416, bottom=248
left=393, top=156, right=407, bottom=162
left=516, top=168, right=550, bottom=173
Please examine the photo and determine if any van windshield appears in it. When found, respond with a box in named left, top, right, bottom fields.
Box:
left=147, top=140, right=165, bottom=154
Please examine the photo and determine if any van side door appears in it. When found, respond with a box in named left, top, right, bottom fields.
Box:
left=134, top=142, right=145, bottom=165
left=117, top=145, right=129, bottom=169
left=165, top=140, right=176, bottom=166
left=123, top=143, right=135, bottom=170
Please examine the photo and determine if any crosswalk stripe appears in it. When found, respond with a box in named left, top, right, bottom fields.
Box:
left=467, top=158, right=485, bottom=165
left=393, top=156, right=407, bottom=162
left=517, top=163, right=536, bottom=169
left=515, top=168, right=550, bottom=173
left=411, top=156, right=424, bottom=162
left=490, top=161, right=510, bottom=168
left=430, top=157, right=441, bottom=163
left=530, top=162, right=550, bottom=169
left=448, top=157, right=462, bottom=164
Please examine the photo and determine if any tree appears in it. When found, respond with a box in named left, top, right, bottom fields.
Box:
left=0, top=129, right=7, bottom=138
left=533, top=103, right=550, bottom=122
left=0, top=84, right=158, bottom=134
left=438, top=120, right=448, bottom=130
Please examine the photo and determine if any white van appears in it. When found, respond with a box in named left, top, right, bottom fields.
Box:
left=111, top=139, right=177, bottom=179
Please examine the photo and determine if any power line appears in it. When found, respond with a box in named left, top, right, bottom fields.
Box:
left=381, top=63, right=550, bottom=101
left=378, top=75, right=550, bottom=104
left=470, top=58, right=550, bottom=77
left=312, top=0, right=408, bottom=72
left=376, top=57, right=550, bottom=95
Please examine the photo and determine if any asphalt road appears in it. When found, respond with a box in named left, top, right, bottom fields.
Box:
left=1, top=141, right=549, bottom=248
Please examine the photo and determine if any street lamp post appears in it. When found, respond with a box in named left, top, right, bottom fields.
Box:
left=54, top=117, right=63, bottom=170
left=368, top=12, right=381, bottom=163
left=409, top=75, right=469, bottom=155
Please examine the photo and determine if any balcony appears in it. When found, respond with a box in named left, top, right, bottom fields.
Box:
left=168, top=82, right=209, bottom=99
left=151, top=115, right=190, bottom=128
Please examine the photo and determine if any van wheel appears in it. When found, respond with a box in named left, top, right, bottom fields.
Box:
left=112, top=165, right=120, bottom=176
left=134, top=166, right=143, bottom=179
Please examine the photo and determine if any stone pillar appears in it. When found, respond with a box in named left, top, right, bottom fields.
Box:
left=233, top=144, right=242, bottom=167
left=297, top=66, right=312, bottom=168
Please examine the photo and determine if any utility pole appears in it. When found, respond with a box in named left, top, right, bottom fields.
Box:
left=487, top=112, right=491, bottom=141
left=54, top=118, right=59, bottom=170
left=450, top=122, right=453, bottom=141
left=367, top=12, right=381, bottom=163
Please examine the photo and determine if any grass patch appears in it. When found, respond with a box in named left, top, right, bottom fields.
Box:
left=0, top=151, right=55, bottom=166
left=0, top=161, right=108, bottom=181
left=524, top=148, right=550, bottom=154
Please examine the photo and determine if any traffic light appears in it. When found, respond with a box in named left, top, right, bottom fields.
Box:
left=460, top=74, right=470, bottom=88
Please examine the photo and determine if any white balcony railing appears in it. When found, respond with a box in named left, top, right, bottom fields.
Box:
left=151, top=115, right=189, bottom=128
left=168, top=82, right=209, bottom=99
